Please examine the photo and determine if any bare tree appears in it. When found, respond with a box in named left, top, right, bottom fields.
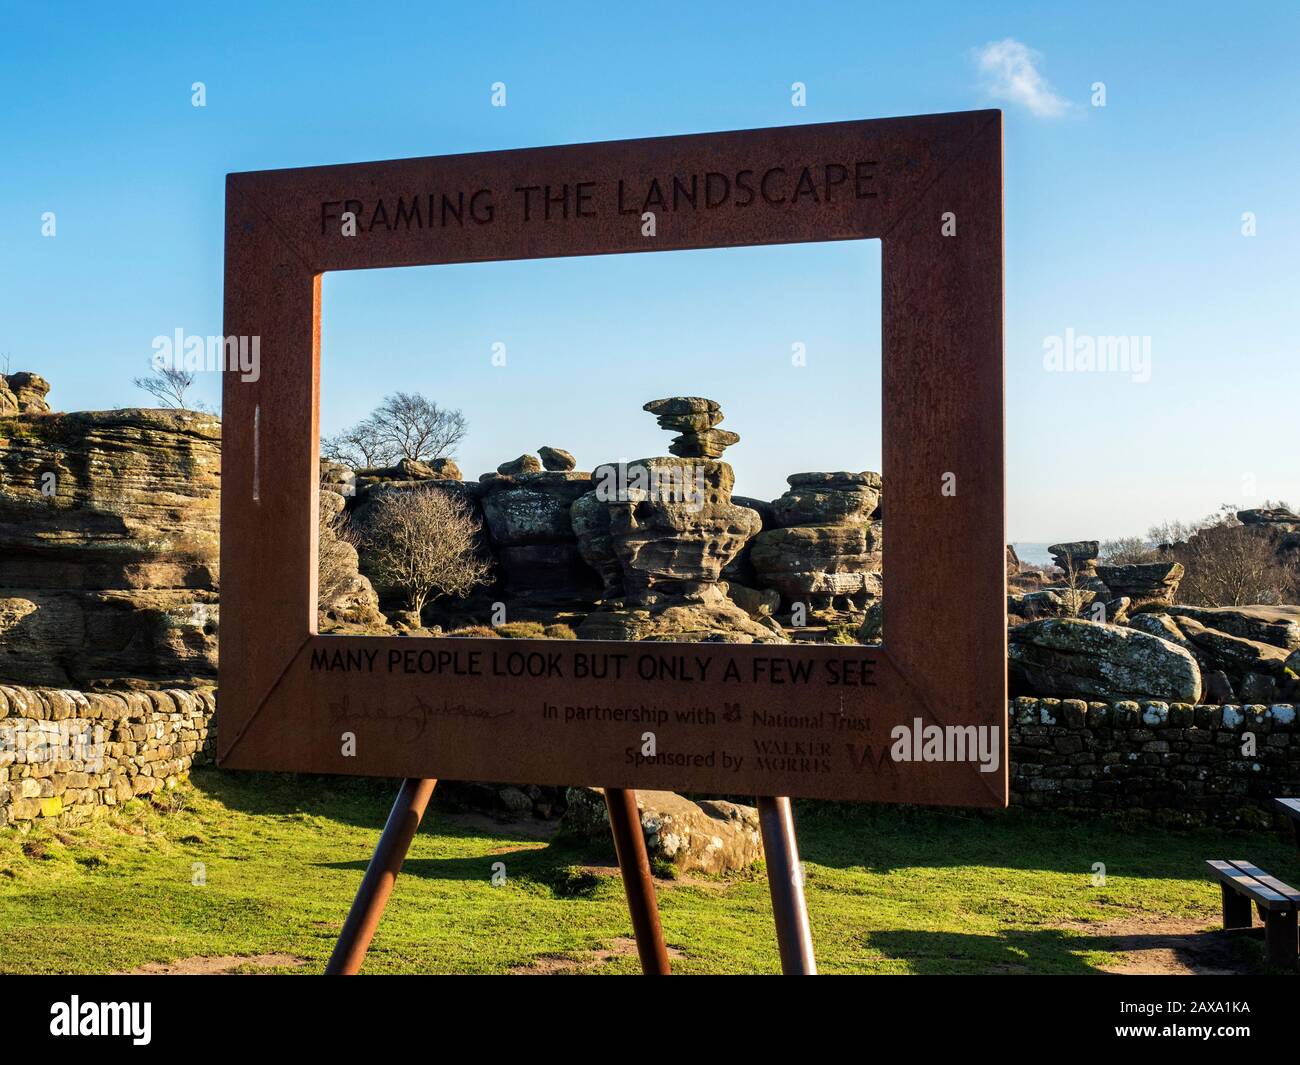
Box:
left=1167, top=514, right=1297, bottom=606
left=369, top=392, right=466, bottom=462
left=323, top=421, right=400, bottom=469
left=134, top=365, right=197, bottom=409
left=323, top=392, right=467, bottom=470
left=361, top=486, right=491, bottom=616
left=1100, top=536, right=1160, bottom=565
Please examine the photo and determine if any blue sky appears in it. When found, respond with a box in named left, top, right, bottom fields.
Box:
left=1, top=1, right=1296, bottom=540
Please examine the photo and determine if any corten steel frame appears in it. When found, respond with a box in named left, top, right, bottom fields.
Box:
left=221, top=110, right=1005, bottom=973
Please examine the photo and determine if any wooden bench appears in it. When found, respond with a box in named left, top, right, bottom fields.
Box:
left=1205, top=859, right=1298, bottom=967
left=1276, top=797, right=1300, bottom=853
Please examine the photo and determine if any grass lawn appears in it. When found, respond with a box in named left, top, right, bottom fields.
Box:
left=1, top=768, right=1296, bottom=975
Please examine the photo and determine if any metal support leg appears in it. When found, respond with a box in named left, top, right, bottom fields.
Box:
left=604, top=787, right=671, bottom=974
left=757, top=796, right=817, bottom=974
left=325, top=778, right=437, bottom=975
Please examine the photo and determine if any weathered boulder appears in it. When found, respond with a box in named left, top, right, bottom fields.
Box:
left=576, top=583, right=780, bottom=642
left=1008, top=618, right=1201, bottom=702
left=770, top=472, right=880, bottom=527
left=319, top=458, right=357, bottom=497
left=1172, top=615, right=1291, bottom=674
left=1096, top=561, right=1183, bottom=608
left=538, top=446, right=576, bottom=472
left=496, top=453, right=543, bottom=476
left=0, top=407, right=220, bottom=688
left=560, top=786, right=763, bottom=875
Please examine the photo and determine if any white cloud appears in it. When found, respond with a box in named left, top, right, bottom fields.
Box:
left=973, top=38, right=1072, bottom=117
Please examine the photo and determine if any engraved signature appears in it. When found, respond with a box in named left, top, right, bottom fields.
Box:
left=327, top=694, right=514, bottom=741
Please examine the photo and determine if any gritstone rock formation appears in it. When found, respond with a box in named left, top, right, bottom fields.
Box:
left=0, top=404, right=221, bottom=688
left=574, top=399, right=782, bottom=642
left=750, top=471, right=883, bottom=619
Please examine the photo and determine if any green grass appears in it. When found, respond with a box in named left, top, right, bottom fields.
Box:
left=1, top=769, right=1295, bottom=974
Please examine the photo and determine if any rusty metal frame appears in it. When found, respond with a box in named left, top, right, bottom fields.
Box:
left=219, top=111, right=1006, bottom=809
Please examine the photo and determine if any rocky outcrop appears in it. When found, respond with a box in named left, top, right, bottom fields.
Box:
left=317, top=488, right=385, bottom=630
left=1126, top=605, right=1300, bottom=704
left=479, top=470, right=599, bottom=606
left=1096, top=561, right=1183, bottom=608
left=750, top=472, right=882, bottom=619
left=1009, top=618, right=1202, bottom=702
left=560, top=786, right=763, bottom=874
left=0, top=405, right=220, bottom=689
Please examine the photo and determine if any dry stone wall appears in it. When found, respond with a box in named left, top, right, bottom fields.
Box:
left=0, top=684, right=214, bottom=827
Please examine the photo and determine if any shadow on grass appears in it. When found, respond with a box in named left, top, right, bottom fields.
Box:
left=867, top=924, right=1269, bottom=976
left=792, top=800, right=1299, bottom=884
left=190, top=767, right=1298, bottom=891
left=189, top=767, right=560, bottom=842
left=318, top=836, right=616, bottom=897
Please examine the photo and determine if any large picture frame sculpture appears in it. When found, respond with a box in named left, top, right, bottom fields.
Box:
left=220, top=111, right=1005, bottom=975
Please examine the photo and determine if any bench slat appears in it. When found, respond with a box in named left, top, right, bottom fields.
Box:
left=1230, top=860, right=1300, bottom=904
left=1275, top=797, right=1300, bottom=821
left=1206, top=860, right=1292, bottom=910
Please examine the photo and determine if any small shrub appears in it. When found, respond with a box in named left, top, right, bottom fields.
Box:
left=543, top=624, right=577, bottom=640
left=445, top=625, right=500, bottom=638
left=495, top=621, right=548, bottom=639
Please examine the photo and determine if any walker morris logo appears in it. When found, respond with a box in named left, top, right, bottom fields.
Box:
left=890, top=717, right=1001, bottom=773
left=49, top=997, right=151, bottom=1045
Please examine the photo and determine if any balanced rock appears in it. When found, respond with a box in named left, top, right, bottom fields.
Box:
left=642, top=397, right=738, bottom=458
left=560, top=786, right=763, bottom=875
left=1048, top=540, right=1099, bottom=571
left=1008, top=617, right=1201, bottom=702
left=538, top=446, right=576, bottom=472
